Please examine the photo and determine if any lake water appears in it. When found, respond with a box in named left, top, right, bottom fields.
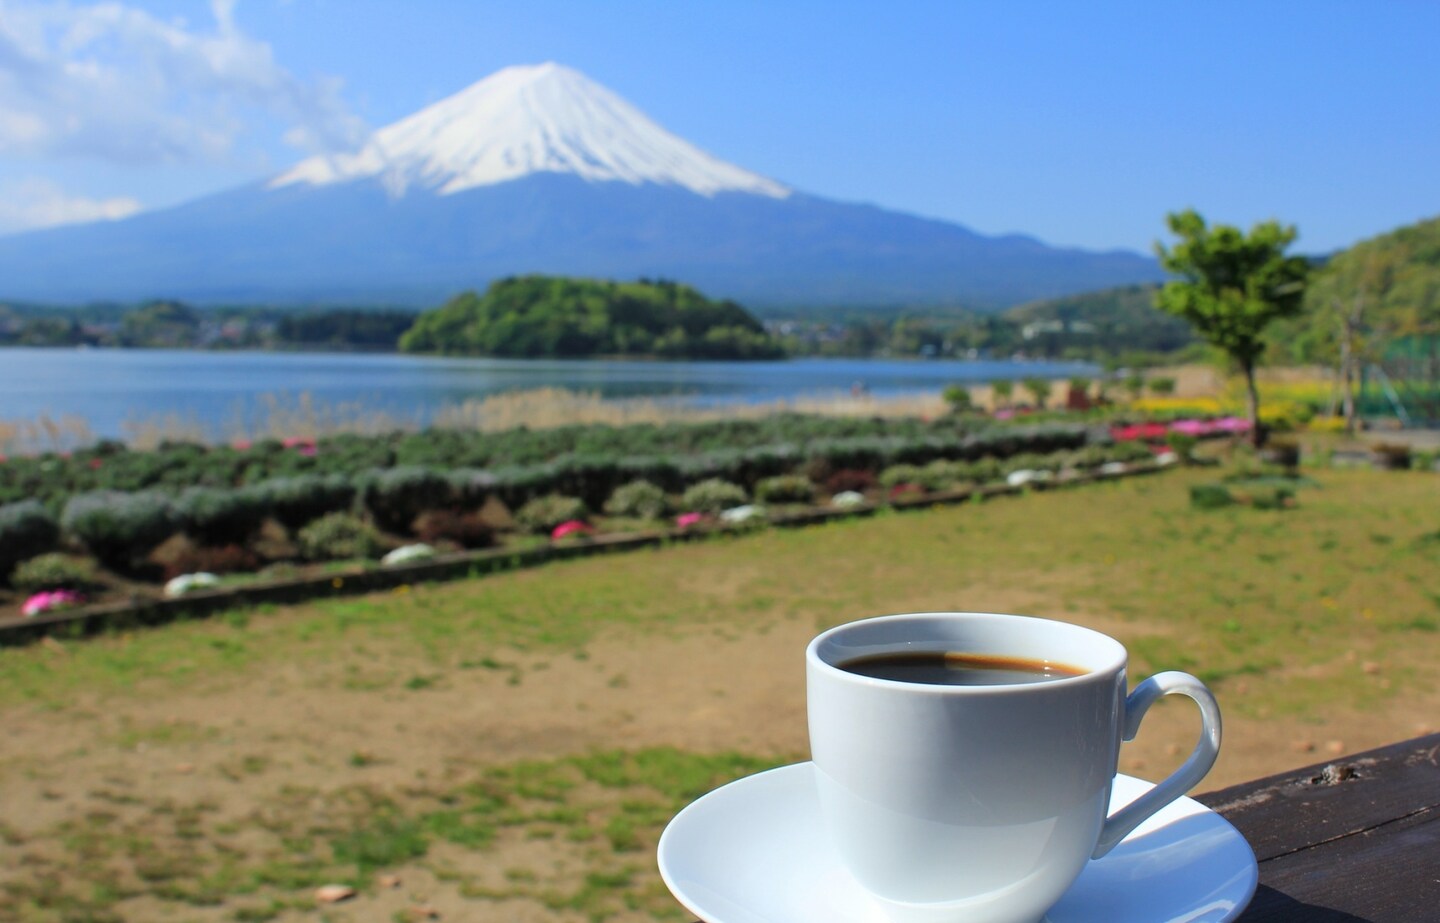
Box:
left=0, top=348, right=1095, bottom=440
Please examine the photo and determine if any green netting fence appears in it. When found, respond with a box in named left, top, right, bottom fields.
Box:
left=1357, top=335, right=1440, bottom=424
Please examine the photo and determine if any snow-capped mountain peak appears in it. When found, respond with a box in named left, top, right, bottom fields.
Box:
left=270, top=62, right=790, bottom=199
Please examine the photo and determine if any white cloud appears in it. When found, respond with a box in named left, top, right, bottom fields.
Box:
left=0, top=175, right=141, bottom=232
left=0, top=0, right=368, bottom=165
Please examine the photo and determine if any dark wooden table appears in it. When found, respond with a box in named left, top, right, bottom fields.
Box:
left=685, top=733, right=1440, bottom=922
left=1196, top=732, right=1440, bottom=921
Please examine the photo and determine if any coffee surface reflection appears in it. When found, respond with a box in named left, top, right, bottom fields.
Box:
left=839, top=651, right=1087, bottom=686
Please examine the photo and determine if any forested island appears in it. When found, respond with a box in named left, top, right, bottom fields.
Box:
left=398, top=275, right=785, bottom=359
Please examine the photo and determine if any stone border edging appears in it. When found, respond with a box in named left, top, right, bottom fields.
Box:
left=0, top=462, right=1167, bottom=647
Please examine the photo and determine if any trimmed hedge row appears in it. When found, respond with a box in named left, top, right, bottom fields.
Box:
left=0, top=416, right=1097, bottom=510
left=1, top=421, right=1117, bottom=581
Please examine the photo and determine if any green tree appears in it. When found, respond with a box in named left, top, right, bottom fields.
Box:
left=1154, top=210, right=1309, bottom=445
left=990, top=379, right=1014, bottom=409
left=120, top=300, right=200, bottom=348
left=941, top=384, right=973, bottom=414
left=399, top=276, right=784, bottom=360
left=1297, top=217, right=1440, bottom=432
left=1020, top=377, right=1052, bottom=409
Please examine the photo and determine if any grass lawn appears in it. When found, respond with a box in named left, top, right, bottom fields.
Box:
left=1, top=466, right=1436, bottom=922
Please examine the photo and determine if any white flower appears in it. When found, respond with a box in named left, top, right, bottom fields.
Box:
left=1006, top=470, right=1052, bottom=487
left=720, top=505, right=762, bottom=523
left=382, top=543, right=436, bottom=566
left=1099, top=462, right=1128, bottom=475
left=831, top=491, right=866, bottom=507
left=1156, top=452, right=1179, bottom=466
left=163, top=572, right=220, bottom=598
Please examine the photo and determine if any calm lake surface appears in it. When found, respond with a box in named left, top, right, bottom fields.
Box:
left=0, top=348, right=1096, bottom=439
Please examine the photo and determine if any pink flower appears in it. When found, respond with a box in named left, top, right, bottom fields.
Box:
left=232, top=440, right=252, bottom=451
left=551, top=520, right=593, bottom=540
left=21, top=589, right=86, bottom=618
left=297, top=444, right=318, bottom=457
left=675, top=512, right=705, bottom=529
left=88, top=458, right=103, bottom=469
left=1168, top=419, right=1207, bottom=436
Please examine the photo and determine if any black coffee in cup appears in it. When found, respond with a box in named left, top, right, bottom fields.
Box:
left=839, top=651, right=1085, bottom=686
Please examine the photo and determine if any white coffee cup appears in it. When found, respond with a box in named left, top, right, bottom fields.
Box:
left=807, top=612, right=1221, bottom=923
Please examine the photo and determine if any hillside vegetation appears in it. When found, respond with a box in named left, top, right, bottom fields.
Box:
left=1280, top=215, right=1440, bottom=363
left=1002, top=283, right=1193, bottom=357
left=398, top=275, right=785, bottom=360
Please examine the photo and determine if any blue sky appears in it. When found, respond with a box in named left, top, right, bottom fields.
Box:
left=0, top=0, right=1436, bottom=255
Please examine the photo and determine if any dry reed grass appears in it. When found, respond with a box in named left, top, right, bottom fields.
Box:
left=433, top=386, right=948, bottom=431
left=1, top=387, right=950, bottom=454
left=0, top=414, right=95, bottom=455
left=0, top=366, right=1335, bottom=455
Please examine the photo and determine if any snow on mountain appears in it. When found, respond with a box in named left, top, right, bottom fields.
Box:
left=270, top=62, right=790, bottom=200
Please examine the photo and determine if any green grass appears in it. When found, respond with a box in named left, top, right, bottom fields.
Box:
left=2, top=468, right=1436, bottom=721
left=1, top=466, right=1437, bottom=920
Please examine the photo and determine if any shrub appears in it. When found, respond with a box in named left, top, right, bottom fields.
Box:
left=1108, top=441, right=1155, bottom=463
left=10, top=553, right=102, bottom=594
left=1020, top=377, right=1053, bottom=409
left=260, top=474, right=355, bottom=530
left=1000, top=453, right=1054, bottom=476
left=296, top=512, right=385, bottom=561
left=177, top=486, right=271, bottom=545
left=942, top=385, right=973, bottom=414
left=0, top=500, right=60, bottom=577
left=919, top=460, right=969, bottom=491
left=1247, top=486, right=1295, bottom=510
left=754, top=475, right=814, bottom=505
left=159, top=543, right=261, bottom=581
left=879, top=464, right=926, bottom=490
left=962, top=457, right=1003, bottom=484
left=604, top=480, right=668, bottom=519
left=1189, top=484, right=1235, bottom=509
left=679, top=479, right=748, bottom=514
left=1164, top=432, right=1200, bottom=462
left=447, top=468, right=498, bottom=508
left=61, top=490, right=177, bottom=567
left=825, top=469, right=876, bottom=495
left=361, top=466, right=453, bottom=534
left=1371, top=443, right=1412, bottom=471
left=413, top=510, right=494, bottom=548
left=515, top=494, right=590, bottom=534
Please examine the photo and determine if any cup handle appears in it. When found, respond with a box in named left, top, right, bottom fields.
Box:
left=1092, top=670, right=1222, bottom=858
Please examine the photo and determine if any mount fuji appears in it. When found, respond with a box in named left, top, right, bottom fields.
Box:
left=0, top=63, right=1162, bottom=310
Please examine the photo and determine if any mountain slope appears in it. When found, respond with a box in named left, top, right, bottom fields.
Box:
left=0, top=63, right=1164, bottom=309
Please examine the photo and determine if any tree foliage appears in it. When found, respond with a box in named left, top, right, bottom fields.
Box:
left=1154, top=210, right=1309, bottom=441
left=398, top=275, right=785, bottom=360
left=276, top=310, right=418, bottom=349
left=1289, top=216, right=1440, bottom=356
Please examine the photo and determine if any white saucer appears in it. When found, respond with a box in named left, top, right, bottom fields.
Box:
left=658, top=762, right=1257, bottom=923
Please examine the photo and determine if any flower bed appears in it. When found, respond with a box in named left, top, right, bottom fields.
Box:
left=0, top=453, right=1172, bottom=643
left=1109, top=417, right=1251, bottom=443
left=3, top=418, right=1158, bottom=619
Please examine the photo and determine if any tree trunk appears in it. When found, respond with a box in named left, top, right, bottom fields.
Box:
left=1340, top=338, right=1356, bottom=435
left=1244, top=361, right=1263, bottom=448
left=1336, top=293, right=1364, bottom=436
